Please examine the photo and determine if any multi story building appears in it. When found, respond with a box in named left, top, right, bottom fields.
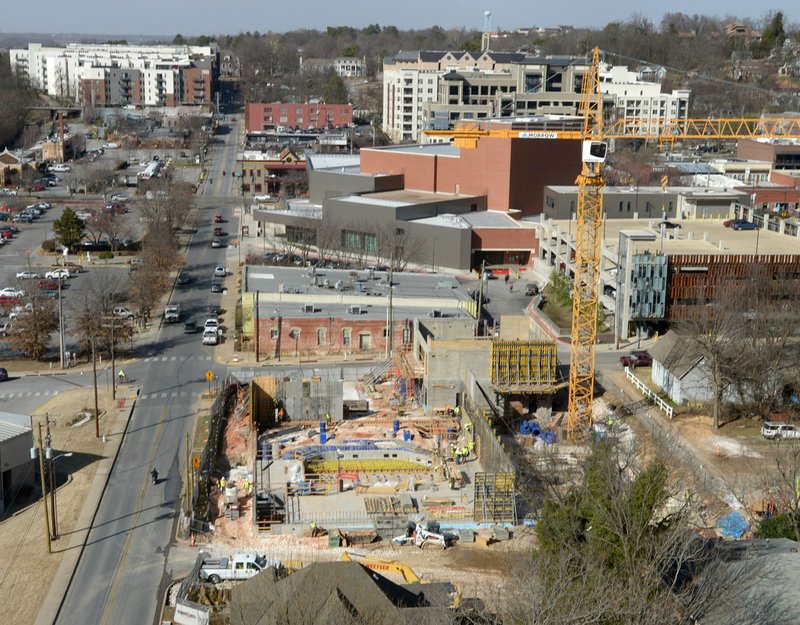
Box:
left=383, top=50, right=691, bottom=143
left=300, top=56, right=367, bottom=78
left=9, top=42, right=218, bottom=107
left=245, top=102, right=353, bottom=132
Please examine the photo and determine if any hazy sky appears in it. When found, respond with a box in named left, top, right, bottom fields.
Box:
left=2, top=1, right=796, bottom=37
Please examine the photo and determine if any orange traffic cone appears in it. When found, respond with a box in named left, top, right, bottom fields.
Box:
left=191, top=532, right=196, bottom=546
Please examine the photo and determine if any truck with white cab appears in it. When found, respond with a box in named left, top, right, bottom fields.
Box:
left=198, top=551, right=269, bottom=583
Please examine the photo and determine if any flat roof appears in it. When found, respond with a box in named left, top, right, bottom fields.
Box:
left=256, top=301, right=468, bottom=321
left=307, top=153, right=362, bottom=171
left=462, top=210, right=528, bottom=228
left=410, top=214, right=471, bottom=229
left=547, top=185, right=748, bottom=198
left=256, top=201, right=323, bottom=219
left=0, top=417, right=31, bottom=444
left=547, top=217, right=800, bottom=257
left=340, top=189, right=481, bottom=207
left=363, top=144, right=461, bottom=157
left=246, top=266, right=472, bottom=301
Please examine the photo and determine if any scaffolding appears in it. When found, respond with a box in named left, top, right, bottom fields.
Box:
left=473, top=472, right=517, bottom=524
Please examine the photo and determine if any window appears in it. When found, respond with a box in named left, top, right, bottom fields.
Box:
left=546, top=196, right=555, bottom=208
left=270, top=329, right=278, bottom=340
left=317, top=328, right=326, bottom=346
left=359, top=332, right=372, bottom=350
left=627, top=202, right=631, bottom=212
left=289, top=328, right=300, bottom=339
left=342, top=328, right=352, bottom=346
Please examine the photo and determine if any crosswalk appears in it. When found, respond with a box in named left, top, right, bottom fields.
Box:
left=142, top=355, right=214, bottom=363
left=0, top=389, right=60, bottom=400
left=138, top=390, right=203, bottom=400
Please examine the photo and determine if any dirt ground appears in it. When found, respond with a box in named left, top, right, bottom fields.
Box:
left=0, top=387, right=117, bottom=625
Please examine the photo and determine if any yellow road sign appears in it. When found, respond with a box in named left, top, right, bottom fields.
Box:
left=192, top=456, right=200, bottom=469
left=205, top=370, right=214, bottom=382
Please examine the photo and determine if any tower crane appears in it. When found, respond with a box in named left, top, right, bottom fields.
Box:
left=424, top=48, right=800, bottom=442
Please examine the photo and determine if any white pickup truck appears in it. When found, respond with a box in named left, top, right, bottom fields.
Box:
left=164, top=304, right=181, bottom=323
left=198, top=552, right=269, bottom=583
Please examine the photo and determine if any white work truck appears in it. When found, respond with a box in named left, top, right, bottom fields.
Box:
left=198, top=552, right=269, bottom=583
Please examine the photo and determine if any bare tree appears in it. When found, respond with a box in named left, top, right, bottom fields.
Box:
left=69, top=269, right=133, bottom=357
left=139, top=175, right=194, bottom=232
left=6, top=284, right=58, bottom=360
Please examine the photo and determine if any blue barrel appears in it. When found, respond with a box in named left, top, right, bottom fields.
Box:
left=403, top=430, right=412, bottom=442
left=393, top=419, right=400, bottom=434
left=319, top=421, right=327, bottom=445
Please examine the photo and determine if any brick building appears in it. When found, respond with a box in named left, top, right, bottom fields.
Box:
left=245, top=103, right=353, bottom=133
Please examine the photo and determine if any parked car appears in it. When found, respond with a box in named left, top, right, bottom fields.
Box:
left=177, top=272, right=192, bottom=285
left=183, top=320, right=199, bottom=334
left=0, top=323, right=11, bottom=337
left=110, top=193, right=129, bottom=202
left=45, top=269, right=70, bottom=280
left=524, top=283, right=539, bottom=296
left=213, top=215, right=225, bottom=223
left=211, top=280, right=223, bottom=293
left=38, top=279, right=61, bottom=291
left=112, top=306, right=134, bottom=319
left=761, top=421, right=800, bottom=440
left=0, top=188, right=18, bottom=196
left=619, top=351, right=653, bottom=368
left=732, top=220, right=758, bottom=231
left=657, top=221, right=681, bottom=230
left=213, top=227, right=224, bottom=236
left=0, top=287, right=25, bottom=298
left=0, top=367, right=8, bottom=382
left=16, top=271, right=42, bottom=280
left=48, top=164, right=71, bottom=173
left=214, top=266, right=226, bottom=277
left=211, top=238, right=223, bottom=248
left=12, top=214, right=32, bottom=223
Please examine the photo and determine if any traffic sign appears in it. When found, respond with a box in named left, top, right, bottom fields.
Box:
left=192, top=456, right=200, bottom=469
left=205, top=370, right=214, bottom=382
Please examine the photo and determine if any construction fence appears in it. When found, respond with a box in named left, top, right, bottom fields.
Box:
left=191, top=375, right=241, bottom=531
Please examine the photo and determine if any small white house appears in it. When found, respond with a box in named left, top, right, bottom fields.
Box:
left=649, top=332, right=715, bottom=405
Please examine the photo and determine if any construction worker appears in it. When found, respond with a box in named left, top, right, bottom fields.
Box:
left=243, top=478, right=251, bottom=496
left=449, top=443, right=456, bottom=460
left=468, top=440, right=475, bottom=457
left=453, top=405, right=460, bottom=418
left=325, top=412, right=332, bottom=425
left=454, top=448, right=461, bottom=465
left=117, top=369, right=126, bottom=384
left=309, top=521, right=319, bottom=537
left=220, top=476, right=227, bottom=490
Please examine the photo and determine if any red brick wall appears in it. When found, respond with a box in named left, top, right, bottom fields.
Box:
left=361, top=138, right=581, bottom=217
left=769, top=171, right=800, bottom=187
left=471, top=227, right=538, bottom=256
left=245, top=103, right=353, bottom=132
left=737, top=138, right=778, bottom=162
left=80, top=79, right=106, bottom=106
left=255, top=316, right=411, bottom=359
left=182, top=67, right=210, bottom=104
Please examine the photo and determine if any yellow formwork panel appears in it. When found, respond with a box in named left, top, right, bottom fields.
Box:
left=306, top=459, right=429, bottom=474
left=490, top=340, right=558, bottom=388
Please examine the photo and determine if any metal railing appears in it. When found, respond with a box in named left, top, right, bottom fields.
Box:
left=624, top=367, right=674, bottom=419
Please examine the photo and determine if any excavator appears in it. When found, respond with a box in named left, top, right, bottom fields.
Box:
left=340, top=551, right=461, bottom=608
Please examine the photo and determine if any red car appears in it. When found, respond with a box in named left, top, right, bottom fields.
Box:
left=32, top=184, right=45, bottom=191
left=38, top=279, right=61, bottom=290
left=213, top=215, right=224, bottom=223
left=0, top=295, right=22, bottom=308
left=619, top=351, right=653, bottom=368
left=0, top=230, right=11, bottom=239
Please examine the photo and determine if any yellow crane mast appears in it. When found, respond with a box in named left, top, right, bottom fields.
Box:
left=423, top=48, right=800, bottom=441
left=567, top=47, right=605, bottom=442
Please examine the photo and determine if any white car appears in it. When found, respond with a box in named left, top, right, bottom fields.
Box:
left=113, top=306, right=134, bottom=319
left=761, top=421, right=800, bottom=440
left=0, top=188, right=18, bottom=196
left=15, top=271, right=42, bottom=280
left=204, top=318, right=219, bottom=330
left=75, top=211, right=93, bottom=221
left=9, top=303, right=33, bottom=319
left=48, top=164, right=71, bottom=173
left=45, top=269, right=70, bottom=280
left=202, top=328, right=219, bottom=345
left=0, top=287, right=25, bottom=297
left=110, top=193, right=129, bottom=202
left=214, top=266, right=226, bottom=277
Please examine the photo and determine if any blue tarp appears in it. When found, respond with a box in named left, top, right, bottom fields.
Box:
left=716, top=511, right=749, bottom=539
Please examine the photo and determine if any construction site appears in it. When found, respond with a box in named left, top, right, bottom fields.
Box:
left=172, top=330, right=567, bottom=621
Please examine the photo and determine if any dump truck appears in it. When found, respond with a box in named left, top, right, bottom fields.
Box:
left=198, top=552, right=270, bottom=583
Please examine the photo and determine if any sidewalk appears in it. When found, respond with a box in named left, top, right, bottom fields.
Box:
left=34, top=384, right=140, bottom=625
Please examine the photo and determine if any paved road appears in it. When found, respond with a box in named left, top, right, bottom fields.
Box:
left=54, top=117, right=242, bottom=625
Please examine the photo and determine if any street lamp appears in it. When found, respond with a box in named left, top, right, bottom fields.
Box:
left=46, top=451, right=73, bottom=539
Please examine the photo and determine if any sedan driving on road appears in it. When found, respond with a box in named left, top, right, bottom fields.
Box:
left=211, top=238, right=223, bottom=248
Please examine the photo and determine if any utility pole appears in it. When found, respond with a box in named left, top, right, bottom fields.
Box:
left=254, top=291, right=259, bottom=363
left=477, top=259, right=486, bottom=336
left=36, top=423, right=52, bottom=553
left=46, top=414, right=56, bottom=539
left=58, top=279, right=65, bottom=369
left=92, top=338, right=100, bottom=437
left=110, top=319, right=116, bottom=400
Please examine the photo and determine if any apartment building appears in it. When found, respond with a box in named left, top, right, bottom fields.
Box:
left=301, top=56, right=367, bottom=78
left=9, top=42, right=218, bottom=107
left=599, top=65, right=690, bottom=131
left=384, top=51, right=691, bottom=143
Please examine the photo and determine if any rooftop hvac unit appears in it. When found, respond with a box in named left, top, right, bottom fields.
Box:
left=303, top=304, right=315, bottom=313
left=348, top=305, right=362, bottom=315
left=334, top=280, right=343, bottom=290
left=429, top=309, right=442, bottom=318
